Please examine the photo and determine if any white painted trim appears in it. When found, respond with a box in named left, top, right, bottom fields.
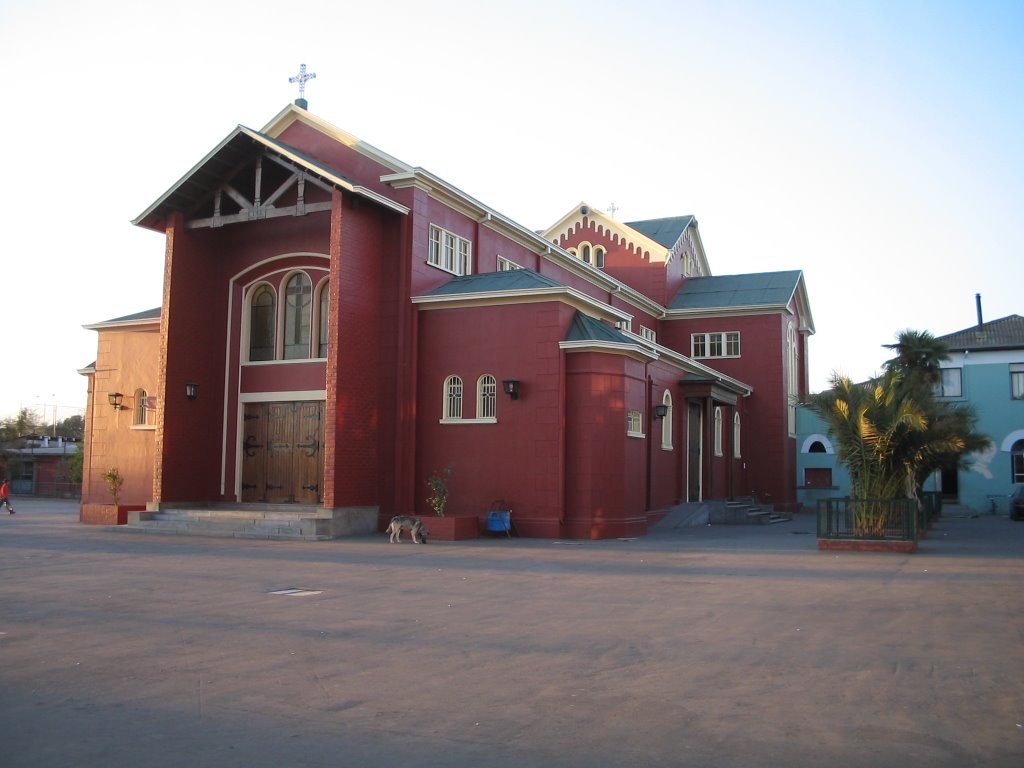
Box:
left=801, top=433, right=835, bottom=454
left=1000, top=430, right=1024, bottom=452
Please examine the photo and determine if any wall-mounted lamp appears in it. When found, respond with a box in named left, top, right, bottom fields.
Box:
left=108, top=392, right=124, bottom=411
left=502, top=379, right=520, bottom=400
left=185, top=382, right=199, bottom=401
left=653, top=403, right=669, bottom=420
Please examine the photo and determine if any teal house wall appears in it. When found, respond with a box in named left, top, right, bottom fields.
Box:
left=796, top=314, right=1024, bottom=515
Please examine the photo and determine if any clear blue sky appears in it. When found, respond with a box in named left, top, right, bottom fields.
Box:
left=1, top=0, right=1021, bottom=425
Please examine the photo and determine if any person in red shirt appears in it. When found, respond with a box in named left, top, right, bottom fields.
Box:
left=0, top=479, right=13, bottom=514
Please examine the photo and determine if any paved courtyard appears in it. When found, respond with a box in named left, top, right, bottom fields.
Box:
left=1, top=499, right=1022, bottom=767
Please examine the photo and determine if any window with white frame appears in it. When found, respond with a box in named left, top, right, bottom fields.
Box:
left=316, top=279, right=329, bottom=358
left=639, top=326, right=656, bottom=343
left=713, top=407, right=723, bottom=456
left=428, top=225, right=472, bottom=276
left=934, top=368, right=962, bottom=398
left=691, top=331, right=740, bottom=359
left=627, top=410, right=644, bottom=437
left=443, top=376, right=463, bottom=420
left=660, top=391, right=673, bottom=450
left=477, top=375, right=497, bottom=419
left=733, top=413, right=741, bottom=458
left=248, top=283, right=276, bottom=361
left=497, top=256, right=522, bottom=272
left=1010, top=364, right=1024, bottom=400
left=787, top=325, right=798, bottom=435
left=133, top=388, right=152, bottom=427
left=283, top=272, right=313, bottom=360
left=569, top=242, right=606, bottom=269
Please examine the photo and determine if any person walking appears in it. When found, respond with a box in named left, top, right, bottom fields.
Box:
left=0, top=478, right=14, bottom=514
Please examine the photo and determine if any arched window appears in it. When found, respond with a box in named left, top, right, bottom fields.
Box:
left=477, top=375, right=497, bottom=419
left=660, top=391, right=673, bottom=450
left=284, top=272, right=312, bottom=359
left=594, top=246, right=606, bottom=268
left=713, top=407, right=723, bottom=456
left=249, top=283, right=276, bottom=361
left=443, top=376, right=463, bottom=420
left=134, top=388, right=148, bottom=426
left=581, top=244, right=592, bottom=264
left=809, top=441, right=827, bottom=453
left=733, top=413, right=741, bottom=458
left=1013, top=439, right=1024, bottom=484
left=787, top=325, right=799, bottom=434
left=316, top=280, right=330, bottom=358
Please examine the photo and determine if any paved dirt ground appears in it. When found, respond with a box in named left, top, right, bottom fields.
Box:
left=1, top=499, right=1022, bottom=767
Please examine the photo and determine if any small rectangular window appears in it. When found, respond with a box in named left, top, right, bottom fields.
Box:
left=935, top=368, right=962, bottom=398
left=804, top=468, right=833, bottom=488
left=1010, top=364, right=1024, bottom=400
left=691, top=332, right=741, bottom=359
left=627, top=410, right=644, bottom=437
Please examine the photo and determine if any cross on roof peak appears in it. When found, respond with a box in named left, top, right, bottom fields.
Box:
left=289, top=63, right=317, bottom=108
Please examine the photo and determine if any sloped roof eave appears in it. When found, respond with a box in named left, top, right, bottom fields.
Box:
left=132, top=125, right=408, bottom=232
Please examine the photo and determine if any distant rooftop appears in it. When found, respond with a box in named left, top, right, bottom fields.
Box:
left=936, top=314, right=1024, bottom=352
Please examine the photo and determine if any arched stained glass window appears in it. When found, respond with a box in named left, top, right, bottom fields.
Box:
left=317, top=280, right=329, bottom=358
left=249, top=284, right=276, bottom=361
left=284, top=273, right=312, bottom=360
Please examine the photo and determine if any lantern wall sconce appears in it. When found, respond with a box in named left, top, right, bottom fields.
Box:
left=502, top=379, right=520, bottom=400
left=185, top=382, right=199, bottom=401
left=108, top=392, right=124, bottom=410
left=653, top=403, right=669, bottom=420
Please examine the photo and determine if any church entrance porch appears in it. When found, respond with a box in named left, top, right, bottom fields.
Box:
left=241, top=401, right=324, bottom=504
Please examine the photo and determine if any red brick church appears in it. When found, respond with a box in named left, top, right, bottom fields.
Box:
left=79, top=100, right=814, bottom=538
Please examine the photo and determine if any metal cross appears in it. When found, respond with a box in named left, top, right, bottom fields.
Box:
left=289, top=63, right=317, bottom=100
left=608, top=202, right=619, bottom=218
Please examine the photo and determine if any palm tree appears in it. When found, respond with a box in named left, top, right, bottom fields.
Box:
left=882, top=329, right=949, bottom=389
left=808, top=369, right=981, bottom=535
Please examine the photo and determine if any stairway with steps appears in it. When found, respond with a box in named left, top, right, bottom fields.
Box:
left=708, top=498, right=792, bottom=526
left=113, top=504, right=364, bottom=541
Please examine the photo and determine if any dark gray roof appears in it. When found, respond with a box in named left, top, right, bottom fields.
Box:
left=624, top=216, right=694, bottom=249
left=669, top=271, right=802, bottom=310
left=424, top=268, right=565, bottom=296
left=563, top=312, right=632, bottom=344
left=936, top=314, right=1024, bottom=352
left=106, top=308, right=161, bottom=323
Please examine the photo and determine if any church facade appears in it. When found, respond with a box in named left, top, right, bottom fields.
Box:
left=79, top=103, right=814, bottom=538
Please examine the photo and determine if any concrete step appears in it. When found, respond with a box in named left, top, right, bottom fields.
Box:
left=112, top=506, right=334, bottom=541
left=709, top=501, right=792, bottom=526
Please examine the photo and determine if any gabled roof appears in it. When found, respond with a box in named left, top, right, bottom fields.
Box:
left=936, top=314, right=1024, bottom=352
left=133, top=122, right=407, bottom=232
left=625, top=216, right=695, bottom=249
left=424, top=268, right=564, bottom=296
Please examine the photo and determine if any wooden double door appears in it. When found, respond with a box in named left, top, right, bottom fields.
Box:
left=241, top=401, right=324, bottom=504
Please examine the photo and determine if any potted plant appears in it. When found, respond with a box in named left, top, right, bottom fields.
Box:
left=423, top=466, right=478, bottom=540
left=426, top=467, right=452, bottom=516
